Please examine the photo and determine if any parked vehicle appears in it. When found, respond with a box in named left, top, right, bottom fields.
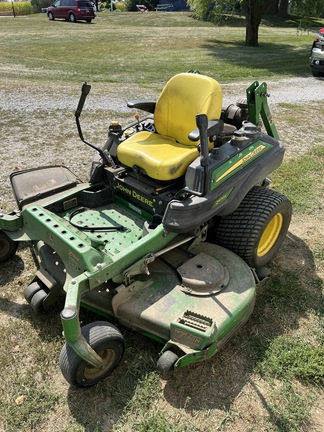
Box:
left=310, top=28, right=324, bottom=77
left=47, top=0, right=95, bottom=23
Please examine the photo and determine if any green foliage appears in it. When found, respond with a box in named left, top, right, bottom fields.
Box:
left=291, top=0, right=324, bottom=29
left=186, top=0, right=241, bottom=23
left=115, top=1, right=126, bottom=11
left=0, top=1, right=32, bottom=15
left=30, top=0, right=53, bottom=13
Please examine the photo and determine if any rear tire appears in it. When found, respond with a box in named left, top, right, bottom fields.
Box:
left=211, top=186, right=292, bottom=268
left=59, top=321, right=125, bottom=387
left=69, top=13, right=76, bottom=22
left=0, top=231, right=18, bottom=262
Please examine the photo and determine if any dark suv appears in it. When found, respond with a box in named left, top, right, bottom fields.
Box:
left=47, top=0, right=95, bottom=23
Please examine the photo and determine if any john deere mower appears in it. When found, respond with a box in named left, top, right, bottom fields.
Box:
left=0, top=72, right=292, bottom=387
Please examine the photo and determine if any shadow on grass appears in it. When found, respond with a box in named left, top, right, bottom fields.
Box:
left=162, top=231, right=322, bottom=415
left=203, top=39, right=312, bottom=77
left=0, top=254, right=25, bottom=285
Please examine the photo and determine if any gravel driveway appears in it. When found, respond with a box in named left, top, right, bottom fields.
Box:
left=0, top=76, right=323, bottom=113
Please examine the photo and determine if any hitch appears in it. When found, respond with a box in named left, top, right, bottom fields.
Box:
left=247, top=81, right=279, bottom=140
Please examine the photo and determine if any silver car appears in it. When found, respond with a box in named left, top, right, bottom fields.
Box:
left=310, top=28, right=324, bottom=76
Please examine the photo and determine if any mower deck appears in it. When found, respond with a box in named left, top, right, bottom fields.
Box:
left=82, top=241, right=256, bottom=368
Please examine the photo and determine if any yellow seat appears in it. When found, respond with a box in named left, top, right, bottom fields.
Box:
left=117, top=73, right=222, bottom=181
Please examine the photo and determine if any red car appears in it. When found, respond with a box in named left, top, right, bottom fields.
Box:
left=47, top=0, right=96, bottom=23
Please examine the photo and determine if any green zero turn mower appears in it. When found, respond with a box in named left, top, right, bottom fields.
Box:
left=0, top=72, right=292, bottom=387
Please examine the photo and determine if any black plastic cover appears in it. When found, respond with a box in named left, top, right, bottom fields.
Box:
left=10, top=166, right=78, bottom=209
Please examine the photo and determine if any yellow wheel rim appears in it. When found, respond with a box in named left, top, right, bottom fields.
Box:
left=84, top=348, right=116, bottom=381
left=257, top=213, right=283, bottom=257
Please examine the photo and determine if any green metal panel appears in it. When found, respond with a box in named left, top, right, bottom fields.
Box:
left=0, top=212, right=23, bottom=232
left=210, top=140, right=273, bottom=190
left=247, top=81, right=279, bottom=140
left=110, top=243, right=255, bottom=352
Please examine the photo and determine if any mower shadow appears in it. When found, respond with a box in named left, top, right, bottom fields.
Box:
left=162, top=230, right=322, bottom=414
left=0, top=253, right=25, bottom=285
left=203, top=39, right=312, bottom=78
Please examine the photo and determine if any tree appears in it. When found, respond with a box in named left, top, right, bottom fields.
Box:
left=186, top=0, right=272, bottom=46
left=241, top=0, right=269, bottom=46
left=279, top=0, right=289, bottom=17
left=187, top=0, right=324, bottom=46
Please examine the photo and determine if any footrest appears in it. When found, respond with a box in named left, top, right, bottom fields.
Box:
left=170, top=310, right=217, bottom=350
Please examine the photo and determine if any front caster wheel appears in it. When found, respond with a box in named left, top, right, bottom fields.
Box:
left=24, top=281, right=45, bottom=303
left=0, top=231, right=18, bottom=263
left=24, top=281, right=49, bottom=313
left=157, top=350, right=179, bottom=378
left=59, top=321, right=125, bottom=387
left=30, top=289, right=49, bottom=313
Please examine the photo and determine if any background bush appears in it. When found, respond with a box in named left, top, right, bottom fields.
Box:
left=115, top=1, right=125, bottom=11
left=0, top=1, right=32, bottom=15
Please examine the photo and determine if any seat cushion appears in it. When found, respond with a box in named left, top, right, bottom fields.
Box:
left=117, top=131, right=199, bottom=181
left=154, top=73, right=222, bottom=146
left=117, top=73, right=223, bottom=181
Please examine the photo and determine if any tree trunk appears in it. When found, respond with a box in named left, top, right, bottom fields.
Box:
left=267, top=0, right=279, bottom=14
left=243, top=0, right=264, bottom=46
left=279, top=0, right=289, bottom=17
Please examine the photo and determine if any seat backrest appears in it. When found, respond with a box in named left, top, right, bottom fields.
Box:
left=154, top=73, right=222, bottom=146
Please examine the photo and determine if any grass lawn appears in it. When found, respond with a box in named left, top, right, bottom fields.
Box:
left=0, top=11, right=320, bottom=84
left=0, top=11, right=323, bottom=432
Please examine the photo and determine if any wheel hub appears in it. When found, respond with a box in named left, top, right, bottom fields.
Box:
left=84, top=349, right=117, bottom=380
left=258, top=213, right=283, bottom=257
left=177, top=252, right=229, bottom=296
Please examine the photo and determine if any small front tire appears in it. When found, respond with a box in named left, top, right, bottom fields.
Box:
left=0, top=231, right=18, bottom=263
left=59, top=321, right=125, bottom=387
left=157, top=350, right=179, bottom=377
left=24, top=281, right=44, bottom=303
left=30, top=288, right=49, bottom=313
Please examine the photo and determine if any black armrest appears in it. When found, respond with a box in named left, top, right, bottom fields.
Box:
left=127, top=100, right=156, bottom=114
left=188, top=120, right=224, bottom=142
